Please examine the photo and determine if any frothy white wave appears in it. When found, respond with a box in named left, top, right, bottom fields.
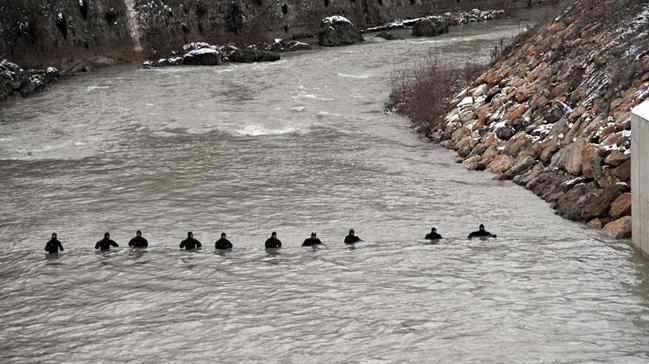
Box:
left=86, top=85, right=110, bottom=91
left=291, top=93, right=334, bottom=102
left=336, top=73, right=371, bottom=79
left=234, top=125, right=300, bottom=136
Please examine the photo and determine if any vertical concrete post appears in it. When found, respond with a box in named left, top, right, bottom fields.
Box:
left=632, top=101, right=649, bottom=256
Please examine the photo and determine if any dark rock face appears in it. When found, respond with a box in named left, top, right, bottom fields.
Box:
left=504, top=156, right=537, bottom=179
left=318, top=16, right=364, bottom=47
left=412, top=16, right=449, bottom=36
left=375, top=31, right=401, bottom=40
left=0, top=59, right=60, bottom=101
left=229, top=49, right=280, bottom=63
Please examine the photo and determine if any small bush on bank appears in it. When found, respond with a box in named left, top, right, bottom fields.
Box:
left=389, top=57, right=484, bottom=134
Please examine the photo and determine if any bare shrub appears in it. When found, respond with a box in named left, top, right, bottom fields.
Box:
left=389, top=57, right=484, bottom=132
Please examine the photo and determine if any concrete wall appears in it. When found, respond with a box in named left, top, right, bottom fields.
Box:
left=632, top=101, right=649, bottom=256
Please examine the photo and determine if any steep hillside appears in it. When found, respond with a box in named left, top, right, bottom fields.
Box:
left=433, top=0, right=649, bottom=238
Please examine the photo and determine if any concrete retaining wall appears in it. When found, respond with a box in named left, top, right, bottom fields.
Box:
left=632, top=101, right=649, bottom=255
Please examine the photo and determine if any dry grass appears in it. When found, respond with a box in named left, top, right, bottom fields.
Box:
left=389, top=57, right=484, bottom=132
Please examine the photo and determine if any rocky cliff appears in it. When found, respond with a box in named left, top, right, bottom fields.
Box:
left=432, top=0, right=649, bottom=238
left=1, top=0, right=534, bottom=68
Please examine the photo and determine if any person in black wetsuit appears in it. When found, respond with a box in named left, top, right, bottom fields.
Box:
left=468, top=224, right=497, bottom=239
left=265, top=232, right=282, bottom=249
left=344, top=229, right=361, bottom=244
left=128, top=230, right=148, bottom=248
left=214, top=232, right=233, bottom=250
left=95, top=232, right=119, bottom=251
left=179, top=232, right=202, bottom=250
left=425, top=227, right=442, bottom=240
left=44, top=233, right=64, bottom=254
left=302, top=232, right=323, bottom=247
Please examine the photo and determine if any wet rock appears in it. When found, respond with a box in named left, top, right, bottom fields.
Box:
left=182, top=48, right=222, bottom=65
left=375, top=31, right=400, bottom=40
left=230, top=49, right=280, bottom=63
left=554, top=182, right=595, bottom=221
left=578, top=183, right=627, bottom=222
left=587, top=218, right=605, bottom=229
left=0, top=60, right=22, bottom=73
left=270, top=39, right=312, bottom=52
left=609, top=192, right=631, bottom=220
left=604, top=216, right=632, bottom=239
left=563, top=137, right=587, bottom=176
left=580, top=143, right=600, bottom=179
left=429, top=130, right=451, bottom=143
left=318, top=16, right=364, bottom=47
left=412, top=16, right=449, bottom=37
left=487, top=154, right=514, bottom=174
left=604, top=150, right=629, bottom=167
left=612, top=159, right=631, bottom=182
left=504, top=156, right=537, bottom=179
left=285, top=41, right=312, bottom=51
left=496, top=126, right=516, bottom=141
left=45, top=67, right=60, bottom=83
left=18, top=73, right=46, bottom=97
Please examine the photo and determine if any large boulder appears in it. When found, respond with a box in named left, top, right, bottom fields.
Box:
left=318, top=16, right=364, bottom=47
left=609, top=192, right=631, bottom=219
left=229, top=49, right=280, bottom=63
left=182, top=48, right=222, bottom=65
left=504, top=156, right=537, bottom=179
left=604, top=216, right=632, bottom=239
left=412, top=16, right=450, bottom=36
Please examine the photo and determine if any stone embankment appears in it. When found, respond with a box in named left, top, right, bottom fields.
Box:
left=425, top=0, right=649, bottom=239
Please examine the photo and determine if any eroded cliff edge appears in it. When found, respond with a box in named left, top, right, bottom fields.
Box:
left=427, top=0, right=649, bottom=238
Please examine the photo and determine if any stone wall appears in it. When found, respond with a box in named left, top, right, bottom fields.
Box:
left=1, top=0, right=531, bottom=68
left=425, top=0, right=649, bottom=239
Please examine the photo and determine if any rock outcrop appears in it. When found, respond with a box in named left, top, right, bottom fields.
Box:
left=318, top=16, right=364, bottom=47
left=0, top=59, right=60, bottom=102
left=412, top=16, right=449, bottom=37
left=413, top=0, right=649, bottom=239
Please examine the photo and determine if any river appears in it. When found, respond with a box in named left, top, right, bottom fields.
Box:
left=1, top=11, right=649, bottom=363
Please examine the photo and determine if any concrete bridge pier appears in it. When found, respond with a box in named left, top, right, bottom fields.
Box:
left=632, top=101, right=649, bottom=256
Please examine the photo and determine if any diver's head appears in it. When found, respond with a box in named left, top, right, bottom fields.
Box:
left=52, top=233, right=57, bottom=239
left=188, top=231, right=193, bottom=238
left=479, top=224, right=485, bottom=231
left=431, top=227, right=437, bottom=233
left=349, top=229, right=355, bottom=235
left=311, top=232, right=316, bottom=238
left=271, top=231, right=277, bottom=237
left=221, top=232, right=226, bottom=238
left=104, top=232, right=110, bottom=238
left=136, top=230, right=142, bottom=237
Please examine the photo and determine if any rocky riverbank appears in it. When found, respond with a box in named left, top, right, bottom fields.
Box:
left=409, top=0, right=649, bottom=239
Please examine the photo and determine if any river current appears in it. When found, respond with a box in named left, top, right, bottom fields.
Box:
left=1, top=13, right=649, bottom=363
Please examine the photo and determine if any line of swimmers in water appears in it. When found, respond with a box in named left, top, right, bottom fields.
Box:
left=43, top=224, right=497, bottom=254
